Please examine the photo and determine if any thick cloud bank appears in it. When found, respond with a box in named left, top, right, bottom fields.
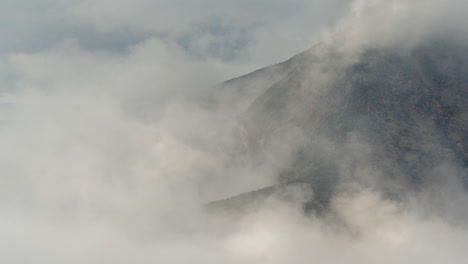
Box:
left=1, top=0, right=468, bottom=263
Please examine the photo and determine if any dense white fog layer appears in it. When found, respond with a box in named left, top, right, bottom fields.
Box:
left=1, top=0, right=468, bottom=263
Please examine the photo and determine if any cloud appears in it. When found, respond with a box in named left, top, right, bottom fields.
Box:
left=0, top=32, right=298, bottom=262
left=325, top=0, right=468, bottom=52
left=1, top=0, right=468, bottom=263
left=0, top=0, right=353, bottom=67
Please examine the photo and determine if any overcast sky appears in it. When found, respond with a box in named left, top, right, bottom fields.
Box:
left=0, top=2, right=354, bottom=262
left=2, top=1, right=468, bottom=263
left=0, top=0, right=352, bottom=76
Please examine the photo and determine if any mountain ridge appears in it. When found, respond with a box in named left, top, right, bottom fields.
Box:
left=208, top=40, right=468, bottom=213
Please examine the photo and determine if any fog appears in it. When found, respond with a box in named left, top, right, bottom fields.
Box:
left=1, top=0, right=468, bottom=263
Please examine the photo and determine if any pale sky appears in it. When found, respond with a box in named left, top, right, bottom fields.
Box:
left=1, top=1, right=468, bottom=263
left=0, top=0, right=351, bottom=69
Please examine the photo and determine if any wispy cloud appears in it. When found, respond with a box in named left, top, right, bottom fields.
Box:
left=1, top=0, right=468, bottom=263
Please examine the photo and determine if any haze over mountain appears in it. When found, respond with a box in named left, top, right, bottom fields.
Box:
left=208, top=40, right=468, bottom=213
left=1, top=0, right=468, bottom=263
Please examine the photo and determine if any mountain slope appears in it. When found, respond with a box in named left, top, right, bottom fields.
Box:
left=209, top=41, right=468, bottom=212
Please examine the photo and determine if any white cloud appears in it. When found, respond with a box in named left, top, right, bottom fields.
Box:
left=326, top=0, right=468, bottom=52
left=1, top=0, right=468, bottom=263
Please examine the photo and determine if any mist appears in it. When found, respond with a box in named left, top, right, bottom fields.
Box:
left=1, top=0, right=468, bottom=263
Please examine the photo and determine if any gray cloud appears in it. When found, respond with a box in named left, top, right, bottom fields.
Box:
left=0, top=0, right=352, bottom=67
left=325, top=0, right=468, bottom=53
left=1, top=0, right=468, bottom=263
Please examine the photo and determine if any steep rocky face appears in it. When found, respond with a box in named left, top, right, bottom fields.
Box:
left=209, top=41, right=468, bottom=212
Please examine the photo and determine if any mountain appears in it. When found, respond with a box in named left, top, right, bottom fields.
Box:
left=207, top=40, right=468, bottom=213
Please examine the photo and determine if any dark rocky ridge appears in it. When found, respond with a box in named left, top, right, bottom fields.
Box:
left=208, top=41, right=468, bottom=213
